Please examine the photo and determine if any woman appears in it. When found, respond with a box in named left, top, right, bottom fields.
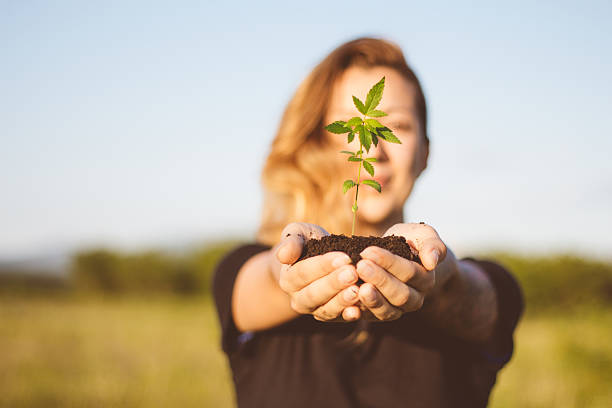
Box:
left=214, top=37, right=523, bottom=408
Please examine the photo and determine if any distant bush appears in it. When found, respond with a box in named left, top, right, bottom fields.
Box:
left=0, top=272, right=69, bottom=296
left=487, top=253, right=612, bottom=313
left=70, top=241, right=240, bottom=295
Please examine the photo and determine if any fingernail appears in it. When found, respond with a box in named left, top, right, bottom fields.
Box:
left=332, top=254, right=351, bottom=268
left=344, top=287, right=357, bottom=301
left=339, top=268, right=356, bottom=284
left=345, top=307, right=358, bottom=320
left=276, top=242, right=288, bottom=258
left=365, top=287, right=377, bottom=302
left=432, top=250, right=440, bottom=266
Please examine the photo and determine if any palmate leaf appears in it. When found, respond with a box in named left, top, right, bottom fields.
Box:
left=371, top=132, right=379, bottom=147
left=347, top=132, right=355, bottom=143
left=364, top=120, right=382, bottom=148
left=346, top=116, right=362, bottom=128
left=368, top=110, right=387, bottom=117
left=365, top=157, right=378, bottom=162
left=359, top=128, right=372, bottom=152
left=362, top=179, right=381, bottom=193
left=348, top=156, right=362, bottom=162
left=365, top=118, right=384, bottom=129
left=377, top=127, right=401, bottom=144
left=362, top=160, right=374, bottom=176
left=352, top=96, right=367, bottom=115
left=325, top=121, right=350, bottom=134
left=343, top=179, right=357, bottom=193
left=359, top=126, right=372, bottom=152
left=365, top=77, right=385, bottom=112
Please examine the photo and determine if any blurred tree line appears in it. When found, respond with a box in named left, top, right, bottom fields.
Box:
left=70, top=241, right=239, bottom=295
left=1, top=244, right=612, bottom=313
left=492, top=253, right=612, bottom=313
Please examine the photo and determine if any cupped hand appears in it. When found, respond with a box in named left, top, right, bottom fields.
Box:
left=355, top=223, right=447, bottom=321
left=274, top=223, right=362, bottom=322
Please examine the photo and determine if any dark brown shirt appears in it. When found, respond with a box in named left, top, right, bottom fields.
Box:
left=213, top=244, right=523, bottom=408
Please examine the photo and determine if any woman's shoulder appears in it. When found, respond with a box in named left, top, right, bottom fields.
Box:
left=213, top=242, right=272, bottom=287
left=221, top=242, right=272, bottom=264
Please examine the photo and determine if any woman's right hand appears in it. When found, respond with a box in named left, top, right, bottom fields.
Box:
left=272, top=223, right=361, bottom=322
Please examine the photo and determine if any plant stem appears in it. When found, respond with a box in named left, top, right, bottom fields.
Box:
left=351, top=148, right=362, bottom=236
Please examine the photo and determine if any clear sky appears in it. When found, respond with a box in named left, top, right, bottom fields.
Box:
left=1, top=0, right=611, bottom=260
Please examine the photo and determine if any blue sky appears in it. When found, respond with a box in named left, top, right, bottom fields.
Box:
left=1, top=0, right=611, bottom=259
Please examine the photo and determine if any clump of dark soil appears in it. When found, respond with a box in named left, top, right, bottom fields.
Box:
left=298, top=234, right=420, bottom=265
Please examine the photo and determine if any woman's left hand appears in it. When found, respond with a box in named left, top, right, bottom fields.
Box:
left=355, top=223, right=448, bottom=321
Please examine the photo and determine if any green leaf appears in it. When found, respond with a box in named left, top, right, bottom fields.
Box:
left=348, top=156, right=362, bottom=162
left=340, top=150, right=354, bottom=155
left=352, top=96, right=367, bottom=115
left=368, top=110, right=388, bottom=117
left=365, top=118, right=384, bottom=129
left=325, top=121, right=350, bottom=134
left=365, top=77, right=385, bottom=112
left=365, top=128, right=373, bottom=150
left=347, top=132, right=355, bottom=143
left=362, top=179, right=381, bottom=193
left=359, top=126, right=371, bottom=152
left=371, top=132, right=379, bottom=147
left=377, top=127, right=402, bottom=144
left=362, top=160, right=374, bottom=176
left=343, top=180, right=356, bottom=194
left=346, top=116, right=362, bottom=128
left=365, top=157, right=378, bottom=162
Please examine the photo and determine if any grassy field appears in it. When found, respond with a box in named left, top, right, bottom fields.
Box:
left=1, top=295, right=610, bottom=407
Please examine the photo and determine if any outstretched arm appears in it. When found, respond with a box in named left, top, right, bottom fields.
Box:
left=420, top=253, right=498, bottom=342
left=355, top=223, right=498, bottom=343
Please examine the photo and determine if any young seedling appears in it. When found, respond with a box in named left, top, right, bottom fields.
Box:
left=325, top=77, right=401, bottom=236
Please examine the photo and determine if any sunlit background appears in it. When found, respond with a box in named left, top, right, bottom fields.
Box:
left=1, top=1, right=611, bottom=407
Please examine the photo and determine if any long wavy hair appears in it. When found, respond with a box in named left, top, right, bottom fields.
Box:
left=257, top=37, right=428, bottom=245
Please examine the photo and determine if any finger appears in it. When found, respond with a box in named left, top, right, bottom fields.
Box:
left=342, top=306, right=361, bottom=321
left=356, top=260, right=426, bottom=311
left=312, top=285, right=359, bottom=321
left=276, top=234, right=305, bottom=265
left=279, top=251, right=352, bottom=293
left=359, top=247, right=435, bottom=292
left=358, top=283, right=403, bottom=321
left=384, top=223, right=447, bottom=271
left=292, top=265, right=357, bottom=313
left=277, top=222, right=330, bottom=264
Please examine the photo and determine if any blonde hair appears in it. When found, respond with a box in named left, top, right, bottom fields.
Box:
left=257, top=37, right=428, bottom=245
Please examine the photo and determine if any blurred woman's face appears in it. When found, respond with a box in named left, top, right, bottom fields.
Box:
left=324, top=66, right=428, bottom=225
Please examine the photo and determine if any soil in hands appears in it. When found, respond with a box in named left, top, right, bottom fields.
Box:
left=298, top=234, right=420, bottom=265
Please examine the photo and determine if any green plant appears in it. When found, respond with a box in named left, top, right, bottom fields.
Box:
left=325, top=77, right=401, bottom=236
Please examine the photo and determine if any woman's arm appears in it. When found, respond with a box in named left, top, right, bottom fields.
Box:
left=232, top=223, right=362, bottom=332
left=355, top=223, right=499, bottom=343
left=420, top=252, right=498, bottom=342
left=232, top=248, right=299, bottom=332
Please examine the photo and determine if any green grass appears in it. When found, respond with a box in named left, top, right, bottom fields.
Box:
left=0, top=296, right=233, bottom=408
left=1, top=296, right=610, bottom=407
left=491, top=309, right=612, bottom=408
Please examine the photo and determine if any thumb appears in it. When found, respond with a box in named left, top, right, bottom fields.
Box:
left=277, top=222, right=329, bottom=264
left=276, top=234, right=305, bottom=265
